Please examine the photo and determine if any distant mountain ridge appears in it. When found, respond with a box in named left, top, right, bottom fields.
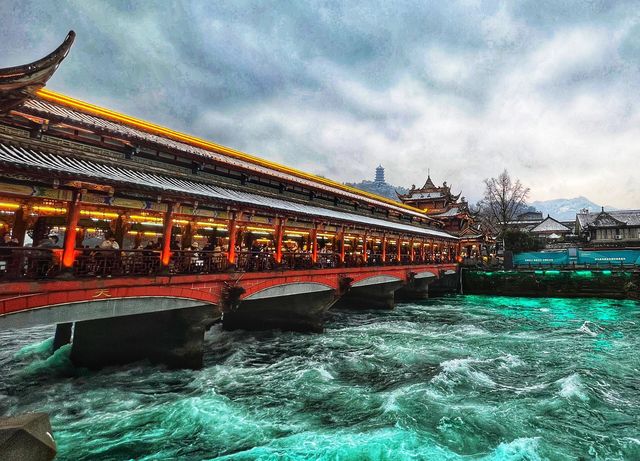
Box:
left=530, top=196, right=618, bottom=221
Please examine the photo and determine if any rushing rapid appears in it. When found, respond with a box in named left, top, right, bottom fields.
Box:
left=1, top=296, right=639, bottom=460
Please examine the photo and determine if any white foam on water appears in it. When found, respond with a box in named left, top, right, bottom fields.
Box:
left=497, top=354, right=524, bottom=370
left=381, top=392, right=400, bottom=413
left=484, top=437, right=544, bottom=461
left=316, top=366, right=334, bottom=381
left=454, top=325, right=490, bottom=337
left=557, top=373, right=589, bottom=401
left=577, top=321, right=601, bottom=337
left=432, top=357, right=496, bottom=388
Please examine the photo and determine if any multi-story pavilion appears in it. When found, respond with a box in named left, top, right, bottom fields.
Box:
left=398, top=175, right=487, bottom=258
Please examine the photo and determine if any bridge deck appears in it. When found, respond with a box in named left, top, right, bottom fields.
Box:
left=0, top=263, right=456, bottom=319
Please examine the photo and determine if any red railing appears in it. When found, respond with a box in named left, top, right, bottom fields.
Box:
left=74, top=249, right=162, bottom=277
left=0, top=246, right=456, bottom=281
left=170, top=250, right=229, bottom=274
left=281, top=252, right=314, bottom=270
left=235, top=251, right=276, bottom=272
left=0, top=247, right=62, bottom=279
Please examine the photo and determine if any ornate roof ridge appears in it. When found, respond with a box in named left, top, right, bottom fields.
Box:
left=0, top=31, right=75, bottom=114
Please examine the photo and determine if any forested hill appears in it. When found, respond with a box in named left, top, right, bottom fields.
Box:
left=345, top=180, right=408, bottom=202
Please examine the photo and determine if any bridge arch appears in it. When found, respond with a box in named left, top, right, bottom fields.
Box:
left=0, top=295, right=216, bottom=330
left=414, top=271, right=438, bottom=279
left=243, top=282, right=334, bottom=300
left=351, top=275, right=403, bottom=287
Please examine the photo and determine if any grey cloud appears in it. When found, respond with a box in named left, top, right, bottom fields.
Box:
left=1, top=0, right=639, bottom=206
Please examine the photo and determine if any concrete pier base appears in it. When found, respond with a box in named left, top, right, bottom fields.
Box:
left=52, top=323, right=72, bottom=351
left=0, top=412, right=56, bottom=461
left=428, top=271, right=459, bottom=297
left=334, top=280, right=404, bottom=310
left=395, top=276, right=434, bottom=301
left=223, top=285, right=336, bottom=332
left=70, top=305, right=217, bottom=370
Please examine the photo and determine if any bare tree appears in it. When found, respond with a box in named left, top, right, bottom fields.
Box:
left=479, top=169, right=530, bottom=236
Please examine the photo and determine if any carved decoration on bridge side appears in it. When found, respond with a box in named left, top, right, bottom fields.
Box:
left=220, top=282, right=246, bottom=313
left=338, top=274, right=353, bottom=295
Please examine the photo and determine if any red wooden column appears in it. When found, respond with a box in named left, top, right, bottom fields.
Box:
left=310, top=224, right=318, bottom=264
left=227, top=212, right=238, bottom=265
left=381, top=233, right=387, bottom=264
left=421, top=240, right=426, bottom=262
left=339, top=229, right=346, bottom=265
left=160, top=203, right=174, bottom=268
left=430, top=239, right=435, bottom=262
left=274, top=217, right=285, bottom=264
left=409, top=237, right=415, bottom=263
left=362, top=231, right=368, bottom=265
left=396, top=236, right=402, bottom=263
left=62, top=190, right=82, bottom=269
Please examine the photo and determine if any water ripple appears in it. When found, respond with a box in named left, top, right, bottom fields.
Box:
left=1, top=295, right=639, bottom=460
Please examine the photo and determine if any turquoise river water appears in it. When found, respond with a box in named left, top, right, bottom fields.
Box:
left=1, top=295, right=639, bottom=460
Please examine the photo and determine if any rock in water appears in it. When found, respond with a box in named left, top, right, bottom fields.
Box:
left=0, top=413, right=56, bottom=461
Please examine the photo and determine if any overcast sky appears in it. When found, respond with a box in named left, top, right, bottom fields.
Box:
left=1, top=1, right=639, bottom=207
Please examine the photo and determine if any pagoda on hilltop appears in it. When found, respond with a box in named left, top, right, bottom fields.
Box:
left=397, top=173, right=490, bottom=258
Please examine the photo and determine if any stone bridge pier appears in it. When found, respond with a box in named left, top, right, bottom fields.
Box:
left=396, top=270, right=438, bottom=301
left=222, top=282, right=338, bottom=333
left=2, top=296, right=219, bottom=370
left=334, top=275, right=404, bottom=310
left=68, top=305, right=216, bottom=369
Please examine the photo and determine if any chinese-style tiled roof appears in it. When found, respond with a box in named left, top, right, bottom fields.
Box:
left=397, top=174, right=461, bottom=204
left=577, top=209, right=640, bottom=228
left=0, top=32, right=75, bottom=114
left=18, top=89, right=429, bottom=220
left=529, top=216, right=571, bottom=233
left=423, top=175, right=436, bottom=189
left=0, top=141, right=456, bottom=240
left=432, top=206, right=462, bottom=218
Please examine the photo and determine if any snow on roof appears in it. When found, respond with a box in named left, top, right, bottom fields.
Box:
left=577, top=210, right=640, bottom=228
left=529, top=217, right=571, bottom=233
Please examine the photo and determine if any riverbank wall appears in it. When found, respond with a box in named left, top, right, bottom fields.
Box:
left=462, top=268, right=639, bottom=299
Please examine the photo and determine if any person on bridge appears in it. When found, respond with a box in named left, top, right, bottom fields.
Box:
left=38, top=235, right=60, bottom=249
left=99, top=236, right=120, bottom=250
left=0, top=234, right=19, bottom=275
left=171, top=238, right=181, bottom=251
left=33, top=235, right=60, bottom=277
